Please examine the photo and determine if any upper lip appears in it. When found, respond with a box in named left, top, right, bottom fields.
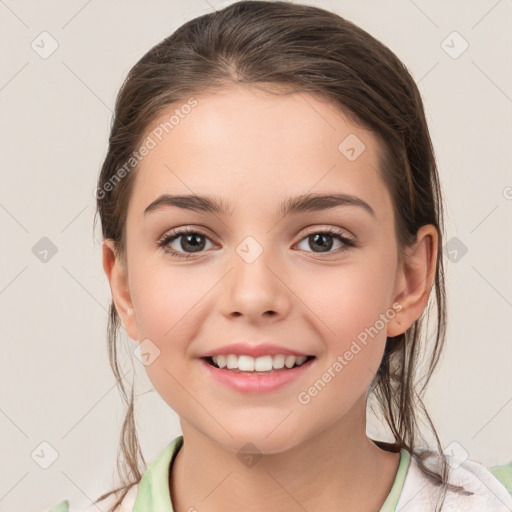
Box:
left=200, top=342, right=312, bottom=359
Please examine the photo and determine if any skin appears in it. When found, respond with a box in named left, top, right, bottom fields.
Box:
left=103, top=84, right=438, bottom=512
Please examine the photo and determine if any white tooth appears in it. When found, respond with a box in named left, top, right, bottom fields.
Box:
left=272, top=354, right=285, bottom=369
left=238, top=355, right=255, bottom=371
left=219, top=354, right=308, bottom=372
left=216, top=355, right=227, bottom=368
left=295, top=356, right=307, bottom=366
left=284, top=355, right=297, bottom=369
left=255, top=356, right=273, bottom=372
left=226, top=354, right=238, bottom=369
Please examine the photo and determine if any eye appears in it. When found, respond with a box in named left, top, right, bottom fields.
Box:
left=295, top=227, right=356, bottom=254
left=157, top=226, right=357, bottom=260
left=157, top=227, right=215, bottom=259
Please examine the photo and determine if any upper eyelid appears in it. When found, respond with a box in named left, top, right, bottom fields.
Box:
left=161, top=224, right=352, bottom=236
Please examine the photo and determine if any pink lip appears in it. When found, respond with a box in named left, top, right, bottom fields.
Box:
left=200, top=342, right=311, bottom=358
left=199, top=357, right=315, bottom=394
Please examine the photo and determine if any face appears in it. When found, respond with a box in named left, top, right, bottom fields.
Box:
left=104, top=84, right=423, bottom=454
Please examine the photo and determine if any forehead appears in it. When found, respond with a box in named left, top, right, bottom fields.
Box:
left=128, top=84, right=392, bottom=222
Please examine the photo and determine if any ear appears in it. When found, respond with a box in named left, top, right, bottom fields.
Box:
left=387, top=224, right=438, bottom=337
left=102, top=239, right=138, bottom=341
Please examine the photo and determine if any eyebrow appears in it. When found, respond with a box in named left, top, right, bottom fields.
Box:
left=143, top=192, right=376, bottom=219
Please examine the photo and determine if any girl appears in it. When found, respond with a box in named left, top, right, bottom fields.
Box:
left=48, top=1, right=512, bottom=511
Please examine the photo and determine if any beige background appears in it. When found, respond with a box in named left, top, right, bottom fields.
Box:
left=1, top=0, right=511, bottom=511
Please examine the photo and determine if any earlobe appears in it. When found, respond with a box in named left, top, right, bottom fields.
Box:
left=102, top=239, right=138, bottom=340
left=387, top=225, right=438, bottom=337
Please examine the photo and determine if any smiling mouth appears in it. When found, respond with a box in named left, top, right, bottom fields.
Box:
left=201, top=356, right=315, bottom=375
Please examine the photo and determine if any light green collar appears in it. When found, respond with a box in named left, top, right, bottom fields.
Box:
left=133, top=436, right=183, bottom=511
left=133, top=436, right=410, bottom=512
left=379, top=448, right=411, bottom=511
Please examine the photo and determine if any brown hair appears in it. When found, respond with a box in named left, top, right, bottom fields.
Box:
left=93, top=1, right=467, bottom=509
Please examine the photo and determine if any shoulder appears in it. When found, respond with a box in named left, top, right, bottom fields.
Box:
left=397, top=449, right=512, bottom=511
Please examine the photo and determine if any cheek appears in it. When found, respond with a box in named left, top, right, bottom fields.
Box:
left=131, top=261, right=209, bottom=340
left=303, top=257, right=396, bottom=347
left=295, top=258, right=394, bottom=399
left=128, top=264, right=207, bottom=407
left=128, top=260, right=219, bottom=379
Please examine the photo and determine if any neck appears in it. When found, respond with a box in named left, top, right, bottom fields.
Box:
left=169, top=396, right=400, bottom=512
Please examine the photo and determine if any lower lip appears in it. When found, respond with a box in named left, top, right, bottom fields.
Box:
left=200, top=357, right=315, bottom=394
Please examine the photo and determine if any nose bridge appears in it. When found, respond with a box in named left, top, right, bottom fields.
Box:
left=221, top=234, right=289, bottom=319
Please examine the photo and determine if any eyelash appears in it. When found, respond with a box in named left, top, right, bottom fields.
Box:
left=156, top=226, right=357, bottom=260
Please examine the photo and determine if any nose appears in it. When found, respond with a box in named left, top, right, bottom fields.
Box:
left=219, top=238, right=292, bottom=324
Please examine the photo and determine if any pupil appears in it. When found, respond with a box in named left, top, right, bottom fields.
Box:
left=310, top=233, right=333, bottom=252
left=182, top=234, right=205, bottom=252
